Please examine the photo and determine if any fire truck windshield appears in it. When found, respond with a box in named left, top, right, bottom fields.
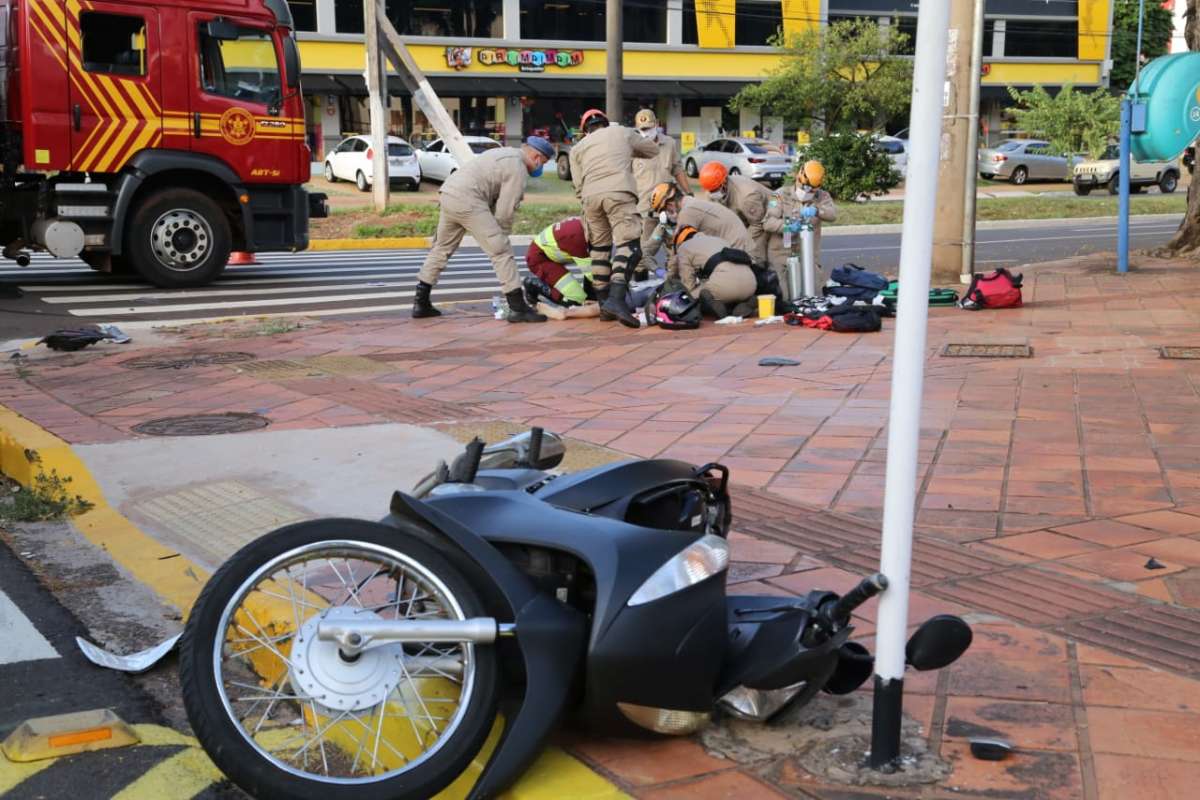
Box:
left=199, top=26, right=282, bottom=106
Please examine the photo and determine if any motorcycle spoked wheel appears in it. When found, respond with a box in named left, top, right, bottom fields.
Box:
left=179, top=519, right=499, bottom=800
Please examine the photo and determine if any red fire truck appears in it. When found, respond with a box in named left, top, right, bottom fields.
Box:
left=0, top=0, right=326, bottom=287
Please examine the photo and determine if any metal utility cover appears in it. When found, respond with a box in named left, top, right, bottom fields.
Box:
left=132, top=412, right=269, bottom=436
left=1160, top=346, right=1200, bottom=360
left=303, top=355, right=395, bottom=376
left=232, top=359, right=327, bottom=380
left=941, top=344, right=1032, bottom=358
left=120, top=352, right=255, bottom=370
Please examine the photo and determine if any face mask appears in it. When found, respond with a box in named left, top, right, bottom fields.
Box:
left=639, top=128, right=655, bottom=139
left=529, top=164, right=544, bottom=178
left=710, top=189, right=727, bottom=204
left=796, top=186, right=814, bottom=201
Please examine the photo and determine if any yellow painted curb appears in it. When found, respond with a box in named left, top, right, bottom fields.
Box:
left=0, top=404, right=628, bottom=799
left=309, top=236, right=431, bottom=250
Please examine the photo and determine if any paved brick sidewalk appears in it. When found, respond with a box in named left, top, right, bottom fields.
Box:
left=3, top=252, right=1200, bottom=797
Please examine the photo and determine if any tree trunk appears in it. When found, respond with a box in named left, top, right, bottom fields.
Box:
left=1163, top=0, right=1200, bottom=255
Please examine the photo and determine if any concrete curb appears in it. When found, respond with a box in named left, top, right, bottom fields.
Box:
left=308, top=217, right=1179, bottom=249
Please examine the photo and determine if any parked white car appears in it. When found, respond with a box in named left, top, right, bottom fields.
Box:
left=876, top=135, right=907, bottom=176
left=417, top=136, right=502, bottom=182
left=1072, top=145, right=1181, bottom=195
left=683, top=137, right=794, bottom=188
left=324, top=135, right=420, bottom=192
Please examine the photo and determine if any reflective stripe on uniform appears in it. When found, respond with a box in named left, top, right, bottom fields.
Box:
left=534, top=225, right=572, bottom=264
left=553, top=273, right=587, bottom=304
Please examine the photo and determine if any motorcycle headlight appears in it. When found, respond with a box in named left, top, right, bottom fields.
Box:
left=627, top=534, right=728, bottom=606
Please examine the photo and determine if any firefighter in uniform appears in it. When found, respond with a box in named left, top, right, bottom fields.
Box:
left=699, top=161, right=772, bottom=262
left=568, top=108, right=659, bottom=328
left=631, top=108, right=691, bottom=279
left=666, top=226, right=759, bottom=319
left=763, top=160, right=838, bottom=296
left=522, top=216, right=594, bottom=307
left=414, top=136, right=555, bottom=322
left=649, top=182, right=753, bottom=255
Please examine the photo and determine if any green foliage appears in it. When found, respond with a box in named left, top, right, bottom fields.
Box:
left=802, top=132, right=901, bottom=201
left=1111, top=0, right=1175, bottom=91
left=1005, top=84, right=1122, bottom=161
left=1, top=455, right=93, bottom=523
left=730, top=18, right=912, bottom=133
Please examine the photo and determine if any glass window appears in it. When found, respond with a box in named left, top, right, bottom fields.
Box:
left=388, top=142, right=414, bottom=156
left=286, top=1, right=316, bottom=32
left=878, top=139, right=904, bottom=154
left=426, top=140, right=444, bottom=152
left=998, top=140, right=1025, bottom=151
left=386, top=0, right=501, bottom=37
left=199, top=25, right=281, bottom=104
left=81, top=12, right=146, bottom=76
left=1003, top=19, right=1077, bottom=58
left=736, top=0, right=781, bottom=46
left=982, top=19, right=995, bottom=57
left=625, top=2, right=666, bottom=43
left=352, top=138, right=368, bottom=152
left=706, top=140, right=726, bottom=152
left=334, top=0, right=364, bottom=34
left=521, top=0, right=601, bottom=41
left=1101, top=144, right=1119, bottom=159
left=894, top=15, right=917, bottom=55
left=336, top=139, right=356, bottom=153
left=744, top=141, right=771, bottom=154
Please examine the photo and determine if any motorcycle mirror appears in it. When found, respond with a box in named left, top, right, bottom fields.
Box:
left=480, top=429, right=565, bottom=471
left=905, top=614, right=972, bottom=671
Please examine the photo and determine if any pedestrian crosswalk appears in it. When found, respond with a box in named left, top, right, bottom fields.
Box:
left=0, top=587, right=59, bottom=665
left=0, top=248, right=514, bottom=329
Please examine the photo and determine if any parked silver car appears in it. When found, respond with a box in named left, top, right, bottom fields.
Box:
left=683, top=137, right=794, bottom=187
left=977, top=139, right=1082, bottom=184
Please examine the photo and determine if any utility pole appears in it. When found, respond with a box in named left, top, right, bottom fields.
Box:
left=870, top=0, right=951, bottom=771
left=960, top=0, right=986, bottom=283
left=606, top=0, right=623, bottom=121
left=1118, top=0, right=1147, bottom=274
left=364, top=0, right=389, bottom=212
left=930, top=1, right=979, bottom=285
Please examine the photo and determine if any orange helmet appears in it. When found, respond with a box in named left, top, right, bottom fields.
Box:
left=672, top=225, right=699, bottom=249
left=698, top=161, right=728, bottom=193
left=580, top=108, right=608, bottom=132
left=797, top=160, right=825, bottom=188
left=650, top=182, right=680, bottom=213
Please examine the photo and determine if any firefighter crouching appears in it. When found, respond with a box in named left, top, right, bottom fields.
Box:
left=522, top=216, right=594, bottom=307
left=632, top=108, right=691, bottom=279
left=763, top=160, right=838, bottom=297
left=700, top=162, right=772, bottom=262
left=666, top=226, right=760, bottom=320
left=649, top=182, right=753, bottom=256
left=568, top=108, right=659, bottom=328
left=415, top=136, right=555, bottom=323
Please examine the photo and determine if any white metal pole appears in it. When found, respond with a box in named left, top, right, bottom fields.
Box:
left=869, top=0, right=952, bottom=771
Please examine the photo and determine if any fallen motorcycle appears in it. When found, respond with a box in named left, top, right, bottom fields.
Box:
left=179, top=429, right=972, bottom=800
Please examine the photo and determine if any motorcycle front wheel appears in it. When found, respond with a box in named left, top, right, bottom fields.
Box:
left=179, top=518, right=499, bottom=800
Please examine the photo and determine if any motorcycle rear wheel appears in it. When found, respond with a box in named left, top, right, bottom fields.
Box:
left=179, top=518, right=498, bottom=800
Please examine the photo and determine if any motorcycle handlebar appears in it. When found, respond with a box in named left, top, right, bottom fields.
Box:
left=822, top=573, right=888, bottom=629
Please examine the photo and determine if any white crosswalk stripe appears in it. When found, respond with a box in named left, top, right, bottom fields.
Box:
left=0, top=249, right=519, bottom=326
left=0, top=588, right=59, bottom=664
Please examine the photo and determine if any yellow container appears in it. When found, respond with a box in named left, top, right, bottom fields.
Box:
left=757, top=294, right=776, bottom=319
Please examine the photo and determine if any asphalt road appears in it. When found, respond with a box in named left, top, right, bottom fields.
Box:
left=0, top=215, right=1183, bottom=341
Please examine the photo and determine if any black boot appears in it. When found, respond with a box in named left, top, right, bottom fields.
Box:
left=522, top=275, right=553, bottom=308
left=596, top=285, right=615, bottom=321
left=600, top=282, right=640, bottom=329
left=412, top=280, right=441, bottom=318
left=505, top=289, right=547, bottom=323
left=699, top=289, right=727, bottom=320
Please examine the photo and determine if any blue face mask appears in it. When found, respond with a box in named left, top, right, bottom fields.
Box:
left=529, top=164, right=544, bottom=178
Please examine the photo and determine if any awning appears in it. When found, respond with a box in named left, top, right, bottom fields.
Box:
left=302, top=72, right=758, bottom=100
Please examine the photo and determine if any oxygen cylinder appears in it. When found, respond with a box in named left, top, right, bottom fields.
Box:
left=786, top=256, right=802, bottom=301
left=800, top=223, right=817, bottom=297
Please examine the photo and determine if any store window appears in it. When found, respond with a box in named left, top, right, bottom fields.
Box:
left=519, top=2, right=665, bottom=43
left=894, top=15, right=916, bottom=55
left=683, top=1, right=780, bottom=46
left=335, top=0, right=363, bottom=34
left=1003, top=19, right=1077, bottom=58
left=385, top=0, right=501, bottom=37
left=286, top=1, right=316, bottom=32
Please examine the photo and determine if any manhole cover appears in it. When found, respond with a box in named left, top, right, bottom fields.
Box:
left=1160, top=346, right=1200, bottom=360
left=132, top=413, right=269, bottom=436
left=233, top=359, right=328, bottom=380
left=121, top=352, right=255, bottom=370
left=941, top=343, right=1032, bottom=358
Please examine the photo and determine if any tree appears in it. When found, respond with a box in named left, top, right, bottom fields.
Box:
left=1110, top=0, right=1175, bottom=91
left=729, top=18, right=912, bottom=134
left=1162, top=0, right=1200, bottom=256
left=803, top=132, right=901, bottom=201
left=1005, top=84, right=1121, bottom=164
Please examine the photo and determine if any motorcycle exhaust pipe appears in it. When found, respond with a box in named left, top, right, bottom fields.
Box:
left=318, top=617, right=507, bottom=656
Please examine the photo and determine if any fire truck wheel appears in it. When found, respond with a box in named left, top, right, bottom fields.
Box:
left=127, top=188, right=231, bottom=288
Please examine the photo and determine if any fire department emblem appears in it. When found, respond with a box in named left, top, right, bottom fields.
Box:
left=219, top=107, right=256, bottom=146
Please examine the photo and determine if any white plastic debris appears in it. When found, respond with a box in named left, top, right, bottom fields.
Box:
left=76, top=633, right=180, bottom=673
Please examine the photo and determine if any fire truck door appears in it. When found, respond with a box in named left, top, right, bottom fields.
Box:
left=67, top=2, right=162, bottom=173
left=189, top=14, right=300, bottom=184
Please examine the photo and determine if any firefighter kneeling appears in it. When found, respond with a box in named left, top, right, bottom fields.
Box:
left=522, top=216, right=595, bottom=308
left=666, top=226, right=761, bottom=320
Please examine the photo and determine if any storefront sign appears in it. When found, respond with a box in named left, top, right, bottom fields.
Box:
left=445, top=46, right=584, bottom=73
left=796, top=131, right=811, bottom=145
left=680, top=131, right=696, bottom=152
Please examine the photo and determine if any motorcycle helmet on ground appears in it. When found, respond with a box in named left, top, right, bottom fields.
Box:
left=646, top=290, right=702, bottom=330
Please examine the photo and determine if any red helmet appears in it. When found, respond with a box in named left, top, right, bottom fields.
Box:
left=698, top=161, right=728, bottom=193
left=580, top=108, right=609, bottom=132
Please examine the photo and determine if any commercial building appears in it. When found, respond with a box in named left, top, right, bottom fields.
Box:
left=288, top=0, right=1117, bottom=161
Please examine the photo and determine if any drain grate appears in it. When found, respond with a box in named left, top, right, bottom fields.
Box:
left=1160, top=346, right=1200, bottom=360
left=232, top=359, right=328, bottom=380
left=941, top=343, right=1032, bottom=358
left=121, top=352, right=255, bottom=370
left=132, top=412, right=269, bottom=436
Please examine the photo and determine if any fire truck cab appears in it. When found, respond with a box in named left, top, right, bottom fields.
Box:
left=0, top=0, right=326, bottom=287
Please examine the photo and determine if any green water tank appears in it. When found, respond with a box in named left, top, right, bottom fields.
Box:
left=1130, top=52, right=1200, bottom=163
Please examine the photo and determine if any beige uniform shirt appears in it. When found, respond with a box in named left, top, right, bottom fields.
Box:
left=724, top=175, right=773, bottom=261
left=676, top=196, right=753, bottom=253
left=763, top=187, right=838, bottom=257
left=633, top=132, right=684, bottom=213
left=671, top=232, right=758, bottom=302
left=439, top=147, right=528, bottom=234
left=569, top=125, right=659, bottom=201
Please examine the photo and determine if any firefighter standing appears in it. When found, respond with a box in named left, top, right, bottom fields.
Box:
left=763, top=160, right=838, bottom=296
left=632, top=109, right=691, bottom=278
left=666, top=226, right=759, bottom=319
left=699, top=162, right=772, bottom=262
left=522, top=216, right=594, bottom=307
left=568, top=109, right=659, bottom=328
left=414, top=136, right=555, bottom=323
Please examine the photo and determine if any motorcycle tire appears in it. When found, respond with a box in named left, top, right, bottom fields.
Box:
left=179, top=518, right=499, bottom=800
